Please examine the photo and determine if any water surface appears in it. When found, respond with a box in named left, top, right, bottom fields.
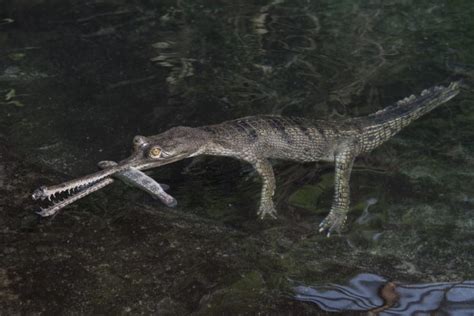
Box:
left=1, top=0, right=473, bottom=314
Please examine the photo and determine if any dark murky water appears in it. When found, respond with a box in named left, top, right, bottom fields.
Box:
left=1, top=0, right=473, bottom=314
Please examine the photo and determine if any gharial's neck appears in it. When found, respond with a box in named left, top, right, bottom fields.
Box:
left=195, top=125, right=242, bottom=158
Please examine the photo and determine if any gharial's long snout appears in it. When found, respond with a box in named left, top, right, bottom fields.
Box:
left=31, top=154, right=142, bottom=216
left=34, top=158, right=133, bottom=199
left=31, top=137, right=178, bottom=216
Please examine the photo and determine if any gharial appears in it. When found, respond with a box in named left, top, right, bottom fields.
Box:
left=32, top=81, right=462, bottom=235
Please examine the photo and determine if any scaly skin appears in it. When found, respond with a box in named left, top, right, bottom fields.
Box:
left=32, top=81, right=461, bottom=235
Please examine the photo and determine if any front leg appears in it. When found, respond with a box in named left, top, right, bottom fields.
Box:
left=319, top=144, right=357, bottom=236
left=247, top=157, right=277, bottom=219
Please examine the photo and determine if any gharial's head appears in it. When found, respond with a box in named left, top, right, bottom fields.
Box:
left=32, top=126, right=211, bottom=211
left=130, top=126, right=210, bottom=167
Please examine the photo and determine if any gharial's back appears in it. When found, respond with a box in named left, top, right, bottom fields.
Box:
left=201, top=115, right=350, bottom=162
left=199, top=81, right=461, bottom=164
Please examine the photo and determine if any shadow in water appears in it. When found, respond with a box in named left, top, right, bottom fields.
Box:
left=293, top=273, right=474, bottom=315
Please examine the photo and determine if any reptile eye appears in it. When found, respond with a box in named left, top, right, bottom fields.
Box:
left=149, top=147, right=162, bottom=158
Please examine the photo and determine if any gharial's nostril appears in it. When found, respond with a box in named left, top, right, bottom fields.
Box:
left=133, top=135, right=147, bottom=146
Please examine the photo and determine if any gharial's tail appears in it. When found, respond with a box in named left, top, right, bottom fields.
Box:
left=359, top=81, right=462, bottom=152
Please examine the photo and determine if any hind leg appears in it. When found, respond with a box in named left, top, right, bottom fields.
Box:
left=319, top=145, right=356, bottom=236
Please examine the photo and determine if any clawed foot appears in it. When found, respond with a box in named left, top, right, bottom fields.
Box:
left=319, top=210, right=347, bottom=237
left=258, top=203, right=277, bottom=219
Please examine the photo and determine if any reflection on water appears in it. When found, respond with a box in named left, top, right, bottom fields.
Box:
left=293, top=273, right=474, bottom=315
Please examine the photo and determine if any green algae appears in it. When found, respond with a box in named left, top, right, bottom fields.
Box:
left=196, top=271, right=267, bottom=314
left=287, top=173, right=333, bottom=214
left=288, top=185, right=322, bottom=211
left=8, top=53, right=26, bottom=61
